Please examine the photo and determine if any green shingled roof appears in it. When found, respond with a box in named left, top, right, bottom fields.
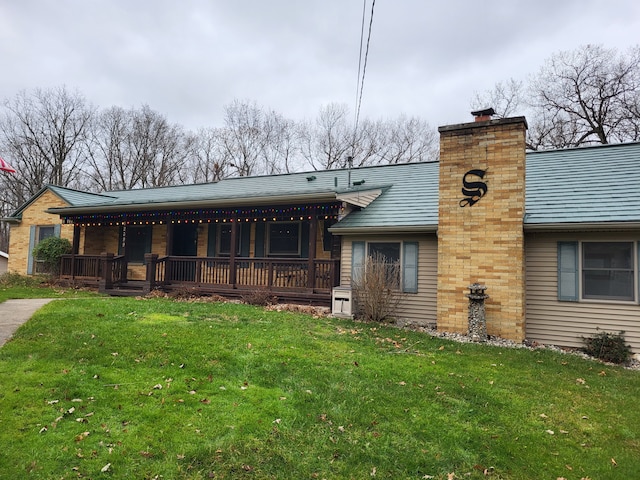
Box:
left=47, top=162, right=442, bottom=231
left=16, top=141, right=640, bottom=231
left=525, top=142, right=640, bottom=225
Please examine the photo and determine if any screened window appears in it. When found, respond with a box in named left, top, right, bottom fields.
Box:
left=557, top=241, right=636, bottom=302
left=582, top=242, right=634, bottom=301
left=351, top=241, right=418, bottom=294
left=37, top=225, right=55, bottom=243
left=368, top=242, right=401, bottom=288
left=268, top=222, right=300, bottom=256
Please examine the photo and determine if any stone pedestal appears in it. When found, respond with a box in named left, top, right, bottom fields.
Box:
left=467, top=283, right=489, bottom=342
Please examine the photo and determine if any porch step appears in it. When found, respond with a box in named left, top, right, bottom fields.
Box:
left=104, top=281, right=147, bottom=297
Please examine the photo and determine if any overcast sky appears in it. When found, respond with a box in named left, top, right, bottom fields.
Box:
left=1, top=1, right=639, bottom=131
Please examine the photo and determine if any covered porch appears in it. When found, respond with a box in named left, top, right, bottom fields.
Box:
left=58, top=202, right=342, bottom=304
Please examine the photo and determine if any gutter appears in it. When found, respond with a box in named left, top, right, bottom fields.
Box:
left=524, top=221, right=640, bottom=232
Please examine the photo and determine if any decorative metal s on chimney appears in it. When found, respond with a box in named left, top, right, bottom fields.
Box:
left=471, top=107, right=496, bottom=122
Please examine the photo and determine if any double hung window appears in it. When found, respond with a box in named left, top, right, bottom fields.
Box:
left=558, top=241, right=636, bottom=302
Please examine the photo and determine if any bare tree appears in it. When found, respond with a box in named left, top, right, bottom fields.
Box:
left=471, top=79, right=525, bottom=119
left=374, top=115, right=438, bottom=164
left=186, top=128, right=228, bottom=183
left=0, top=86, right=94, bottom=199
left=529, top=44, right=640, bottom=148
left=87, top=104, right=189, bottom=190
left=298, top=103, right=354, bottom=170
left=474, top=45, right=640, bottom=150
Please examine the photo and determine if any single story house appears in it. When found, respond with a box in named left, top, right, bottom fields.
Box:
left=3, top=113, right=640, bottom=352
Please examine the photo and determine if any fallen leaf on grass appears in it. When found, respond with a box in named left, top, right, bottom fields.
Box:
left=101, top=463, right=111, bottom=472
left=576, top=378, right=586, bottom=385
left=539, top=413, right=548, bottom=419
left=611, top=458, right=617, bottom=467
left=546, top=430, right=555, bottom=435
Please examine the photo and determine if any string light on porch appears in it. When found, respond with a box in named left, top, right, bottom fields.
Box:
left=65, top=203, right=341, bottom=227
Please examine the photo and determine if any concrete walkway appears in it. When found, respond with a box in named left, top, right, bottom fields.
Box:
left=0, top=298, right=55, bottom=346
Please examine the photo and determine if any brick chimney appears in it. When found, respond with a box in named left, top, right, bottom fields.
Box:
left=436, top=111, right=528, bottom=341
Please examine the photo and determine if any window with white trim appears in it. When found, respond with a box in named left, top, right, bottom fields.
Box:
left=558, top=241, right=637, bottom=302
left=351, top=241, right=419, bottom=294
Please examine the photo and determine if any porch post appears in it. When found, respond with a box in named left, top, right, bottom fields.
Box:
left=165, top=224, right=174, bottom=282
left=144, top=253, right=158, bottom=293
left=98, top=252, right=114, bottom=292
left=307, top=217, right=317, bottom=289
left=71, top=224, right=81, bottom=280
left=229, top=219, right=237, bottom=286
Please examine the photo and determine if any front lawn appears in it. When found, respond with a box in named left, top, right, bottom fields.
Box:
left=0, top=273, right=99, bottom=303
left=0, top=297, right=638, bottom=479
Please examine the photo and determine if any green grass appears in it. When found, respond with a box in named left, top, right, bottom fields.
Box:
left=0, top=296, right=638, bottom=479
left=0, top=273, right=100, bottom=302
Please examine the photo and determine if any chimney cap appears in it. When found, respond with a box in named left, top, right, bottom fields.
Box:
left=471, top=107, right=496, bottom=118
left=471, top=108, right=496, bottom=117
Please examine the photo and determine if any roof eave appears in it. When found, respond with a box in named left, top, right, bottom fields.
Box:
left=329, top=224, right=438, bottom=235
left=524, top=221, right=640, bottom=232
left=47, top=192, right=340, bottom=216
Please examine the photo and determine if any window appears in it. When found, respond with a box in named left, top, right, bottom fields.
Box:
left=37, top=226, right=55, bottom=243
left=558, top=241, right=636, bottom=302
left=218, top=224, right=242, bottom=256
left=351, top=241, right=419, bottom=293
left=119, top=226, right=152, bottom=264
left=368, top=242, right=401, bottom=288
left=268, top=222, right=300, bottom=256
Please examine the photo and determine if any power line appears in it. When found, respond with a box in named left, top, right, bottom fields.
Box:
left=351, top=0, right=376, bottom=159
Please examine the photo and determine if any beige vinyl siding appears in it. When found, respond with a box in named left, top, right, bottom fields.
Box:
left=525, top=232, right=640, bottom=353
left=340, top=234, right=437, bottom=327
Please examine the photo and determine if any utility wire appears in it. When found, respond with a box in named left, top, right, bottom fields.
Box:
left=351, top=0, right=376, bottom=160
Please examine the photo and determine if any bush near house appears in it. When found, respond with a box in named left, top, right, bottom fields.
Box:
left=352, top=252, right=403, bottom=323
left=32, top=236, right=72, bottom=275
left=583, top=329, right=632, bottom=365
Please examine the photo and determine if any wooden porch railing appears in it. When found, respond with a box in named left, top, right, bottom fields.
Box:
left=60, top=253, right=127, bottom=290
left=60, top=253, right=339, bottom=298
left=145, top=255, right=339, bottom=292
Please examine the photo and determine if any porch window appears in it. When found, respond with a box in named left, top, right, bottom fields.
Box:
left=558, top=241, right=636, bottom=302
left=351, top=241, right=418, bottom=293
left=119, top=225, right=152, bottom=264
left=268, top=222, right=300, bottom=256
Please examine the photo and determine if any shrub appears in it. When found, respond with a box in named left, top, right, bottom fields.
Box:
left=0, top=271, right=47, bottom=287
left=582, top=329, right=632, bottom=364
left=32, top=237, right=72, bottom=275
left=352, top=252, right=403, bottom=323
left=242, top=289, right=278, bottom=306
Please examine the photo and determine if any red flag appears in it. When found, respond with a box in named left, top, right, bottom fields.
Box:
left=0, top=156, right=16, bottom=174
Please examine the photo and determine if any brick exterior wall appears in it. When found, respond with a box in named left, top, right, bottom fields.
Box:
left=7, top=190, right=73, bottom=274
left=437, top=117, right=528, bottom=341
